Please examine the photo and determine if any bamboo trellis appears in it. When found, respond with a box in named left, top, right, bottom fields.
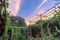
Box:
left=28, top=2, right=60, bottom=40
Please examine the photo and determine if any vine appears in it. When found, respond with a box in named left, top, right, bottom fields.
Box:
left=0, top=0, right=9, bottom=37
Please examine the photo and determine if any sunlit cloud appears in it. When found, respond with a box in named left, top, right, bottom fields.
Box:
left=8, top=0, right=21, bottom=16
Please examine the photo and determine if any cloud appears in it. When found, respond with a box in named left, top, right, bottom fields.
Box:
left=29, top=0, right=48, bottom=19
left=8, top=0, right=22, bottom=16
left=33, top=0, right=48, bottom=14
left=25, top=0, right=48, bottom=24
left=36, top=0, right=48, bottom=10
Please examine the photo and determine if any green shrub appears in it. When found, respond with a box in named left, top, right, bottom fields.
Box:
left=17, top=32, right=25, bottom=40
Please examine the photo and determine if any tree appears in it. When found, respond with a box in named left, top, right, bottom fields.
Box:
left=10, top=16, right=26, bottom=27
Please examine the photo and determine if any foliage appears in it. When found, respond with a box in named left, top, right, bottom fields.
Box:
left=0, top=0, right=60, bottom=40
left=17, top=32, right=25, bottom=40
left=0, top=0, right=9, bottom=37
left=28, top=8, right=60, bottom=39
left=10, top=16, right=26, bottom=27
left=5, top=13, right=10, bottom=37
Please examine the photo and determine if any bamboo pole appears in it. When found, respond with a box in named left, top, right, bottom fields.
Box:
left=29, top=21, right=32, bottom=40
left=36, top=14, right=44, bottom=36
left=47, top=23, right=51, bottom=36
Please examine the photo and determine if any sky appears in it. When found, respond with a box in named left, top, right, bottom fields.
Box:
left=8, top=0, right=59, bottom=24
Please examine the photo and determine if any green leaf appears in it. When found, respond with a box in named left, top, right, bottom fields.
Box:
left=6, top=2, right=9, bottom=8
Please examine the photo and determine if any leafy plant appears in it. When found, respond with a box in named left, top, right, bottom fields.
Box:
left=17, top=32, right=25, bottom=40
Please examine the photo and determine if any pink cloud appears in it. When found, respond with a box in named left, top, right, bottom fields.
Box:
left=8, top=0, right=22, bottom=16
